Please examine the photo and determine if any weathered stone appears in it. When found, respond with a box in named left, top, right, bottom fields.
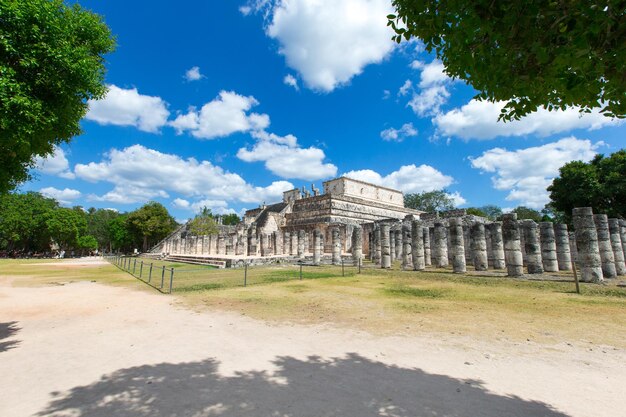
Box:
left=297, top=229, right=306, bottom=259
left=463, top=226, right=472, bottom=265
left=539, top=222, right=559, bottom=272
left=283, top=231, right=291, bottom=255
left=395, top=229, right=402, bottom=260
left=620, top=220, right=626, bottom=265
left=423, top=227, right=432, bottom=266
left=469, top=222, right=488, bottom=271
left=448, top=218, right=466, bottom=273
left=332, top=227, right=341, bottom=265
left=521, top=220, right=543, bottom=274
left=568, top=231, right=578, bottom=264
left=572, top=207, right=603, bottom=282
left=352, top=225, right=363, bottom=264
left=402, top=223, right=413, bottom=269
left=432, top=222, right=449, bottom=268
left=389, top=228, right=396, bottom=263
left=502, top=214, right=523, bottom=277
left=608, top=219, right=626, bottom=276
left=313, top=229, right=322, bottom=265
left=593, top=214, right=616, bottom=278
left=375, top=224, right=382, bottom=265
left=411, top=220, right=425, bottom=271
left=380, top=222, right=392, bottom=269
left=487, top=223, right=506, bottom=269
left=554, top=224, right=572, bottom=271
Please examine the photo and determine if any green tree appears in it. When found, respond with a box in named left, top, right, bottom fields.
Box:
left=108, top=214, right=133, bottom=253
left=478, top=205, right=503, bottom=221
left=127, top=202, right=177, bottom=252
left=511, top=206, right=543, bottom=222
left=388, top=1, right=625, bottom=120
left=0, top=0, right=115, bottom=193
left=404, top=190, right=456, bottom=213
left=466, top=207, right=487, bottom=218
left=221, top=213, right=240, bottom=226
left=188, top=207, right=219, bottom=236
left=0, top=192, right=57, bottom=251
left=547, top=150, right=626, bottom=222
left=45, top=207, right=87, bottom=250
left=77, top=234, right=98, bottom=253
left=86, top=208, right=119, bottom=252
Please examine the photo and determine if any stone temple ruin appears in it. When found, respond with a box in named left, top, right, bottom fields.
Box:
left=150, top=177, right=626, bottom=283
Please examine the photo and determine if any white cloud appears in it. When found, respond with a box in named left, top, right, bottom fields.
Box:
left=435, top=100, right=622, bottom=140
left=74, top=144, right=294, bottom=205
left=39, top=187, right=81, bottom=206
left=404, top=60, right=453, bottom=117
left=190, top=199, right=234, bottom=215
left=237, top=131, right=337, bottom=180
left=169, top=91, right=270, bottom=139
left=253, top=0, right=395, bottom=91
left=184, top=66, right=204, bottom=81
left=86, top=85, right=170, bottom=133
left=172, top=198, right=190, bottom=209
left=34, top=146, right=74, bottom=179
left=283, top=74, right=299, bottom=90
left=418, top=61, right=448, bottom=88
left=398, top=80, right=412, bottom=97
left=409, top=60, right=424, bottom=70
left=448, top=191, right=467, bottom=207
left=380, top=123, right=417, bottom=142
left=344, top=164, right=455, bottom=194
left=469, top=137, right=602, bottom=208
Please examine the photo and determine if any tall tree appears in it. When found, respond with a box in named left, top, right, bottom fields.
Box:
left=388, top=1, right=625, bottom=120
left=0, top=192, right=57, bottom=251
left=127, top=202, right=177, bottom=252
left=0, top=0, right=115, bottom=193
left=404, top=190, right=456, bottom=213
left=86, top=208, right=119, bottom=252
left=478, top=205, right=503, bottom=221
left=221, top=213, right=240, bottom=226
left=187, top=207, right=219, bottom=236
left=108, top=214, right=133, bottom=253
left=548, top=150, right=626, bottom=222
left=511, top=206, right=543, bottom=222
left=45, top=207, right=87, bottom=251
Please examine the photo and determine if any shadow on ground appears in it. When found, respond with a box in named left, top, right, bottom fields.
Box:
left=39, top=353, right=569, bottom=417
left=0, top=321, right=20, bottom=352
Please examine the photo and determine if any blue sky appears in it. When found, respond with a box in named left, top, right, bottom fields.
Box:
left=25, top=0, right=625, bottom=221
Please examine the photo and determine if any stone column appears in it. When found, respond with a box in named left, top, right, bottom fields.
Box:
left=423, top=227, right=432, bottom=266
left=470, top=222, right=488, bottom=271
left=331, top=227, right=341, bottom=265
left=620, top=220, right=626, bottom=262
left=274, top=231, right=283, bottom=255
left=410, top=221, right=424, bottom=270
left=389, top=228, right=396, bottom=263
left=487, top=223, right=506, bottom=269
left=463, top=226, right=472, bottom=265
left=368, top=232, right=374, bottom=261
left=313, top=229, right=322, bottom=265
left=448, top=218, right=466, bottom=273
left=502, top=214, right=523, bottom=277
left=297, top=230, right=306, bottom=259
left=568, top=231, right=578, bottom=264
left=395, top=229, right=402, bottom=260
left=608, top=219, right=626, bottom=276
left=594, top=214, right=617, bottom=278
left=375, top=224, right=382, bottom=265
left=380, top=222, right=392, bottom=268
left=432, top=222, right=448, bottom=268
left=351, top=226, right=363, bottom=264
left=402, top=223, right=413, bottom=269
left=572, top=207, right=603, bottom=282
left=283, top=231, right=291, bottom=255
left=521, top=220, right=543, bottom=274
left=539, top=222, right=559, bottom=272
left=554, top=224, right=572, bottom=271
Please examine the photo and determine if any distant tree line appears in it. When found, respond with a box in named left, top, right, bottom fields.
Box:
left=0, top=192, right=242, bottom=257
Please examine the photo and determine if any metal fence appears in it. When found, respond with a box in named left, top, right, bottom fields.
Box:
left=104, top=256, right=361, bottom=294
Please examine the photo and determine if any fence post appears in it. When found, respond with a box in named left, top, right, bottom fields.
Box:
left=139, top=261, right=143, bottom=278
left=342, top=259, right=345, bottom=277
left=169, top=268, right=174, bottom=294
left=358, top=257, right=361, bottom=274
left=149, top=263, right=153, bottom=283
left=244, top=262, right=248, bottom=287
left=160, top=266, right=165, bottom=289
left=300, top=263, right=303, bottom=280
left=133, top=259, right=137, bottom=275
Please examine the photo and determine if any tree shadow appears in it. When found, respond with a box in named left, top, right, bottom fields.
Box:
left=0, top=321, right=20, bottom=352
left=38, top=353, right=570, bottom=417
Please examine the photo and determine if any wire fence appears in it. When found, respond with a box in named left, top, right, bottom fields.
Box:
left=104, top=255, right=361, bottom=294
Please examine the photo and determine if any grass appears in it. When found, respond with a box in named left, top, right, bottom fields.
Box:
left=2, top=257, right=626, bottom=348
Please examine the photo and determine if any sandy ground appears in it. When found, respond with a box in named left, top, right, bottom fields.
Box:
left=1, top=275, right=625, bottom=416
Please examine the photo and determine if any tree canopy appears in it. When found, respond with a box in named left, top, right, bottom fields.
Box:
left=388, top=1, right=625, bottom=121
left=127, top=202, right=177, bottom=252
left=0, top=0, right=115, bottom=193
left=548, top=150, right=626, bottom=222
left=404, top=190, right=456, bottom=213
left=187, top=207, right=220, bottom=236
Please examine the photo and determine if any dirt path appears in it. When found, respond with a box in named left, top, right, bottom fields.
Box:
left=1, top=280, right=624, bottom=417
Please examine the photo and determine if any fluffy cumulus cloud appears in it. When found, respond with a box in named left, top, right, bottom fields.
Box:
left=283, top=74, right=299, bottom=90
left=173, top=198, right=235, bottom=215
left=469, top=137, right=602, bottom=208
left=380, top=123, right=417, bottom=142
left=435, top=100, right=622, bottom=141
left=184, top=66, right=204, bottom=81
left=169, top=91, right=270, bottom=139
left=74, top=144, right=294, bottom=205
left=406, top=60, right=452, bottom=116
left=34, top=146, right=75, bottom=179
left=237, top=131, right=337, bottom=180
left=344, top=164, right=455, bottom=194
left=39, top=187, right=81, bottom=206
left=248, top=0, right=395, bottom=91
left=86, top=85, right=170, bottom=133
